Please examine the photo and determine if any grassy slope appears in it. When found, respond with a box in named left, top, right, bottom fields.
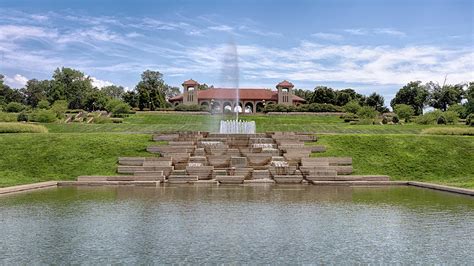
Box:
left=1, top=113, right=472, bottom=188
left=0, top=133, right=153, bottom=187
left=43, top=113, right=461, bottom=134
left=314, top=135, right=474, bottom=188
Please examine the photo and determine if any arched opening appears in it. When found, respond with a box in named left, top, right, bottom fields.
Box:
left=201, top=101, right=209, bottom=110
left=244, top=102, right=253, bottom=113
left=233, top=102, right=243, bottom=113
left=223, top=102, right=232, bottom=113
left=211, top=101, right=221, bottom=113
left=256, top=102, right=265, bottom=112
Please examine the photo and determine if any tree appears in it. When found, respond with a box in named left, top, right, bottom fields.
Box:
left=311, top=86, right=336, bottom=104
left=465, top=82, right=474, bottom=115
left=123, top=90, right=139, bottom=108
left=365, top=92, right=385, bottom=112
left=293, top=89, right=312, bottom=102
left=164, top=85, right=180, bottom=99
left=0, top=74, right=25, bottom=105
left=135, top=70, right=169, bottom=110
left=101, top=85, right=125, bottom=99
left=84, top=88, right=110, bottom=111
left=390, top=81, right=429, bottom=115
left=197, top=83, right=214, bottom=91
left=22, top=79, right=49, bottom=107
left=427, top=82, right=463, bottom=111
left=394, top=104, right=415, bottom=122
left=343, top=100, right=361, bottom=114
left=357, top=106, right=378, bottom=119
left=49, top=67, right=94, bottom=109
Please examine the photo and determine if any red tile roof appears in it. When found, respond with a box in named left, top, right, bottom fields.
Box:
left=182, top=79, right=199, bottom=86
left=169, top=88, right=305, bottom=102
left=277, top=80, right=294, bottom=88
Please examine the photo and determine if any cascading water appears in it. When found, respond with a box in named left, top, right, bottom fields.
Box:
left=219, top=120, right=256, bottom=134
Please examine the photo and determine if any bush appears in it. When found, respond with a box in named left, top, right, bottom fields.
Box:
left=394, top=104, right=414, bottom=122
left=343, top=100, right=361, bottom=114
left=111, top=118, right=123, bottom=123
left=111, top=102, right=131, bottom=115
left=29, top=110, right=57, bottom=123
left=50, top=100, right=68, bottom=118
left=93, top=116, right=112, bottom=124
left=357, top=106, right=378, bottom=119
left=306, top=103, right=342, bottom=112
left=350, top=119, right=376, bottom=125
left=341, top=113, right=359, bottom=122
left=0, top=112, right=18, bottom=122
left=443, top=111, right=459, bottom=124
left=5, top=102, right=26, bottom=113
left=421, top=127, right=474, bottom=136
left=447, top=104, right=467, bottom=119
left=437, top=115, right=446, bottom=125
left=381, top=116, right=388, bottom=124
left=415, top=110, right=443, bottom=125
left=17, top=112, right=29, bottom=122
left=174, top=104, right=208, bottom=112
left=392, top=115, right=400, bottom=124
left=466, top=114, right=474, bottom=127
left=37, top=100, right=50, bottom=109
left=0, top=123, right=48, bottom=133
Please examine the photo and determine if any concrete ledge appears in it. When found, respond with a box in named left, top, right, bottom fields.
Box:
left=58, top=181, right=160, bottom=186
left=408, top=181, right=474, bottom=196
left=312, top=181, right=408, bottom=186
left=244, top=179, right=276, bottom=184
left=0, top=181, right=58, bottom=195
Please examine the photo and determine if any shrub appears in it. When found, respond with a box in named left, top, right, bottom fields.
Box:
left=341, top=113, right=359, bottom=122
left=37, top=100, right=50, bottom=109
left=343, top=100, right=361, bottom=114
left=437, top=115, right=446, bottom=125
left=174, top=104, right=208, bottom=112
left=111, top=102, right=131, bottom=115
left=466, top=114, right=474, bottom=127
left=306, top=103, right=342, bottom=112
left=93, top=116, right=112, bottom=124
left=421, top=127, right=474, bottom=136
left=29, top=110, right=57, bottom=123
left=111, top=118, right=123, bottom=123
left=381, top=116, right=388, bottom=124
left=443, top=111, right=459, bottom=124
left=0, top=123, right=48, bottom=133
left=17, top=112, right=29, bottom=122
left=5, top=102, right=26, bottom=113
left=357, top=106, right=378, bottom=119
left=392, top=115, right=400, bottom=124
left=350, top=119, right=376, bottom=125
left=447, top=104, right=467, bottom=119
left=0, top=112, right=18, bottom=122
left=415, top=110, right=443, bottom=125
left=50, top=100, right=68, bottom=118
left=394, top=104, right=414, bottom=122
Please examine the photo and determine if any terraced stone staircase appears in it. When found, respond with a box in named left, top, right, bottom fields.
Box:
left=76, top=131, right=389, bottom=186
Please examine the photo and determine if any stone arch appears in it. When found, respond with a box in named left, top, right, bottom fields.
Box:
left=244, top=102, right=254, bottom=113
left=256, top=101, right=265, bottom=112
left=223, top=101, right=232, bottom=112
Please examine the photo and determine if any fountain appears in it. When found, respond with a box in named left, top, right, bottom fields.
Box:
left=217, top=40, right=256, bottom=134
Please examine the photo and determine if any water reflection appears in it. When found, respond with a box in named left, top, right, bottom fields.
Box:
left=0, top=186, right=473, bottom=264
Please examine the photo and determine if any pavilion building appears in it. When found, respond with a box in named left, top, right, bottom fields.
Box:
left=168, top=79, right=306, bottom=113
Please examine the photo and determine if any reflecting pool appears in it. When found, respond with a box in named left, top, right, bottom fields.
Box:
left=1, top=185, right=473, bottom=264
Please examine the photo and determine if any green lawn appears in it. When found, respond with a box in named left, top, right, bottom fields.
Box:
left=0, top=133, right=153, bottom=187
left=313, top=135, right=474, bottom=188
left=43, top=112, right=462, bottom=134
left=1, top=112, right=473, bottom=189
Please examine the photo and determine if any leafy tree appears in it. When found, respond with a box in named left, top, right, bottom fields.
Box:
left=5, top=102, right=26, bottom=112
left=390, top=81, right=429, bottom=115
left=22, top=79, right=49, bottom=107
left=311, top=86, right=336, bottom=104
left=426, top=82, right=463, bottom=111
left=136, top=70, right=169, bottom=110
left=197, top=83, right=214, bottom=91
left=84, top=89, right=110, bottom=111
left=447, top=104, right=467, bottom=119
left=293, top=89, right=313, bottom=102
left=101, top=85, right=125, bottom=99
left=394, top=104, right=414, bottom=122
left=49, top=67, right=94, bottom=109
left=165, top=85, right=180, bottom=99
left=50, top=100, right=68, bottom=118
left=0, top=74, right=25, bottom=105
left=122, top=91, right=139, bottom=108
left=37, top=100, right=50, bottom=109
left=335, top=91, right=351, bottom=106
left=365, top=92, right=385, bottom=112
left=463, top=82, right=474, bottom=115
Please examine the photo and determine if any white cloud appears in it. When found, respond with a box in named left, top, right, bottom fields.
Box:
left=344, top=28, right=406, bottom=37
left=374, top=28, right=406, bottom=37
left=344, top=28, right=368, bottom=35
left=208, top=25, right=233, bottom=32
left=0, top=25, right=57, bottom=41
left=90, top=77, right=114, bottom=88
left=311, top=32, right=343, bottom=41
left=4, top=74, right=28, bottom=88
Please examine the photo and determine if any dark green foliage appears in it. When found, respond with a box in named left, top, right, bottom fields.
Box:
left=390, top=81, right=429, bottom=115
left=136, top=70, right=171, bottom=110
left=49, top=67, right=94, bottom=109
left=50, top=100, right=68, bottom=118
left=392, top=115, right=399, bottom=124
left=122, top=91, right=139, bottom=108
left=341, top=113, right=359, bottom=122
left=447, top=104, right=467, bottom=118
left=311, top=86, right=336, bottom=104
left=37, top=100, right=50, bottom=109
left=17, top=112, right=28, bottom=122
left=394, top=104, right=415, bottom=122
left=343, top=100, right=361, bottom=114
left=466, top=114, right=474, bottom=126
left=263, top=103, right=342, bottom=113
left=437, top=115, right=446, bottom=125
left=365, top=92, right=385, bottom=112
left=382, top=116, right=388, bottom=124
left=5, top=102, right=26, bottom=112
left=174, top=104, right=207, bottom=111
left=427, top=82, right=463, bottom=111
left=101, top=85, right=125, bottom=99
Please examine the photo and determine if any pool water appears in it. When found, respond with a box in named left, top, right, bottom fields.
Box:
left=1, top=185, right=473, bottom=264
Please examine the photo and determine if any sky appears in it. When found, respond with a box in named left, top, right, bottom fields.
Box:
left=0, top=0, right=473, bottom=106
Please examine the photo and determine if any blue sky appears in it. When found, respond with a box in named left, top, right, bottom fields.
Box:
left=0, top=0, right=472, bottom=106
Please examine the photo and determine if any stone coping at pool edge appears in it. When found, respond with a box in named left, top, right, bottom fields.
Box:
left=1, top=180, right=473, bottom=197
